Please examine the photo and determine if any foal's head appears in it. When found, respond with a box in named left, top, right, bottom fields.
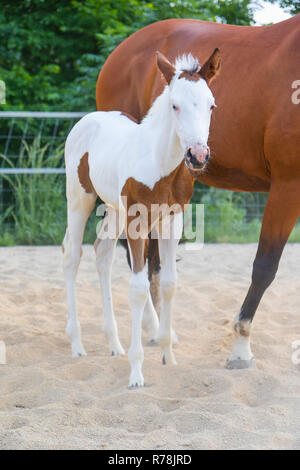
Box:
left=156, top=49, right=220, bottom=170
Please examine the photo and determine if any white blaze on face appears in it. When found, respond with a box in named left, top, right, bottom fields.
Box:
left=170, top=77, right=215, bottom=152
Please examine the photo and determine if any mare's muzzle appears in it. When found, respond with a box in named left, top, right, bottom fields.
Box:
left=185, top=144, right=210, bottom=170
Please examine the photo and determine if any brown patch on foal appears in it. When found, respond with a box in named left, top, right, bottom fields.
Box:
left=122, top=160, right=194, bottom=215
left=121, top=112, right=138, bottom=123
left=179, top=48, right=221, bottom=84
left=127, top=238, right=146, bottom=274
left=178, top=70, right=201, bottom=82
left=121, top=161, right=194, bottom=273
left=78, top=152, right=95, bottom=194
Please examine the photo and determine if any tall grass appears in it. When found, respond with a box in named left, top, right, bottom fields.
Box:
left=0, top=138, right=99, bottom=245
left=0, top=138, right=66, bottom=244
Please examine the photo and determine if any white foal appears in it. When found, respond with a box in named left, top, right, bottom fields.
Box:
left=63, top=49, right=220, bottom=387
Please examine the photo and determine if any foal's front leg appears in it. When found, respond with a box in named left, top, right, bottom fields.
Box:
left=127, top=237, right=149, bottom=388
left=158, top=212, right=182, bottom=365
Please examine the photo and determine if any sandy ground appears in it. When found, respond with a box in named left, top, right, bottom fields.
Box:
left=0, top=243, right=299, bottom=450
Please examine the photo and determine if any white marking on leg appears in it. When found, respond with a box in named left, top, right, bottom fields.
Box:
left=128, top=268, right=149, bottom=387
left=226, top=315, right=255, bottom=369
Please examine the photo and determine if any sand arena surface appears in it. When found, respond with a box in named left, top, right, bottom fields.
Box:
left=0, top=244, right=299, bottom=450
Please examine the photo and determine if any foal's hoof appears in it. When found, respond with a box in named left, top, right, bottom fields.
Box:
left=226, top=357, right=256, bottom=370
left=71, top=342, right=87, bottom=358
left=147, top=338, right=158, bottom=347
left=73, top=351, right=87, bottom=358
left=128, top=383, right=145, bottom=390
left=128, top=371, right=145, bottom=389
left=110, top=342, right=125, bottom=356
left=162, top=351, right=177, bottom=366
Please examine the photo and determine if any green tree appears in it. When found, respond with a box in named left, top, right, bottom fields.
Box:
left=0, top=0, right=255, bottom=112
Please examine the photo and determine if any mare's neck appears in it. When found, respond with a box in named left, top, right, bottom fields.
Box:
left=140, top=87, right=184, bottom=178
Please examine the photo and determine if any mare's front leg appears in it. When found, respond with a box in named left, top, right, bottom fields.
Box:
left=226, top=182, right=300, bottom=369
left=127, top=236, right=149, bottom=388
left=158, top=212, right=183, bottom=365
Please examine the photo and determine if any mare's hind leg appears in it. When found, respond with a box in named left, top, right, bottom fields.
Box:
left=226, top=183, right=300, bottom=369
left=94, top=208, right=125, bottom=356
left=63, top=191, right=96, bottom=357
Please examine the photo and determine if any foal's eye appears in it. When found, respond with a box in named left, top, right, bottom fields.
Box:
left=210, top=104, right=217, bottom=111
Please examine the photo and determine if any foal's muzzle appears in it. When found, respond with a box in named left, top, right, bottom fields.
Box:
left=185, top=144, right=210, bottom=171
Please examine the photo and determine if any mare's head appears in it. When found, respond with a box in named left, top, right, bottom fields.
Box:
left=156, top=49, right=220, bottom=170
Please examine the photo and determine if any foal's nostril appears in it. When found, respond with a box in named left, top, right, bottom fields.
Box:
left=205, top=153, right=210, bottom=162
left=189, top=153, right=199, bottom=166
left=187, top=148, right=193, bottom=159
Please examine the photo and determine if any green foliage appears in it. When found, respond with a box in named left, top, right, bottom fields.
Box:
left=0, top=138, right=66, bottom=244
left=270, top=0, right=300, bottom=14
left=0, top=0, right=255, bottom=112
left=193, top=185, right=263, bottom=242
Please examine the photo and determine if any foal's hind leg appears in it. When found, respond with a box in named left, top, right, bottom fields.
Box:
left=63, top=192, right=96, bottom=357
left=226, top=183, right=300, bottom=369
left=94, top=209, right=125, bottom=356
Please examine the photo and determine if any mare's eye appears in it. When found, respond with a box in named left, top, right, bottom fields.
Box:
left=172, top=105, right=179, bottom=111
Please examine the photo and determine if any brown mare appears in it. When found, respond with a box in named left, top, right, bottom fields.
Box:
left=96, top=16, right=300, bottom=369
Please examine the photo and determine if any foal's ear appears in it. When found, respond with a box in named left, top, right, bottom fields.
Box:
left=156, top=51, right=176, bottom=85
left=199, top=48, right=221, bottom=84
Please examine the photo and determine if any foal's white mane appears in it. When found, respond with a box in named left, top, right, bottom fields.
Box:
left=141, top=54, right=201, bottom=128
left=174, top=53, right=200, bottom=74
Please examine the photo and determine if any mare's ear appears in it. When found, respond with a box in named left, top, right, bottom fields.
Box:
left=199, top=48, right=221, bottom=84
left=156, top=51, right=176, bottom=85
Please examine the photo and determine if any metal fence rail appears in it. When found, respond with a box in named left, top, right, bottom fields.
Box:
left=0, top=111, right=86, bottom=169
